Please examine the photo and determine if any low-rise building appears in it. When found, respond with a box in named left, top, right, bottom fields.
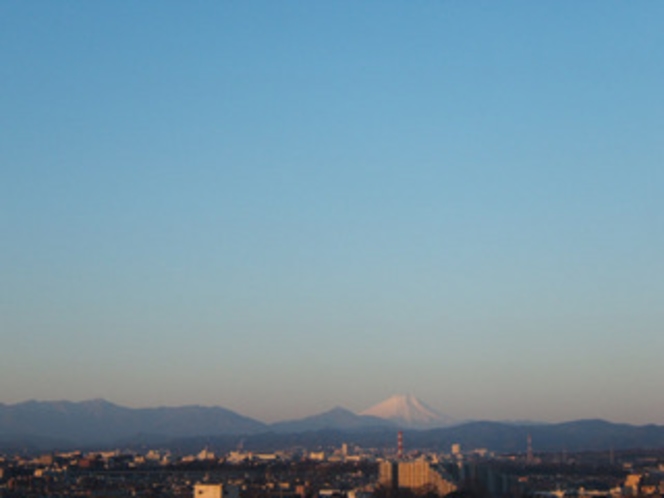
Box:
left=194, top=483, right=240, bottom=498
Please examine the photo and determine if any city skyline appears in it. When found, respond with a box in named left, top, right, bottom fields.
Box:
left=2, top=2, right=663, bottom=426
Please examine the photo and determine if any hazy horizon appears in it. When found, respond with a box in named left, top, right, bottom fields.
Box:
left=2, top=2, right=663, bottom=426
left=0, top=392, right=659, bottom=427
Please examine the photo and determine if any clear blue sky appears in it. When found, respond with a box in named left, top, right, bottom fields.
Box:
left=1, top=1, right=663, bottom=424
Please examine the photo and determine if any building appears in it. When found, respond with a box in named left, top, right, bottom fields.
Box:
left=193, top=484, right=240, bottom=498
left=379, top=459, right=457, bottom=496
left=378, top=460, right=398, bottom=489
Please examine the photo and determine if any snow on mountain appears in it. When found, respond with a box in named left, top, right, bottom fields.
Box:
left=360, top=394, right=457, bottom=429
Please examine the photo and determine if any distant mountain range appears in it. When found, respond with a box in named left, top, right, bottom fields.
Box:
left=270, top=394, right=458, bottom=433
left=0, top=399, right=266, bottom=445
left=2, top=396, right=664, bottom=454
left=0, top=394, right=454, bottom=446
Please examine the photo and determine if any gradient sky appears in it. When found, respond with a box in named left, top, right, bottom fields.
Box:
left=1, top=1, right=663, bottom=424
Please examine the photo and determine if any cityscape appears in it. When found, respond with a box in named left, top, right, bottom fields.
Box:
left=3, top=1, right=663, bottom=497
left=3, top=407, right=664, bottom=497
left=2, top=395, right=664, bottom=497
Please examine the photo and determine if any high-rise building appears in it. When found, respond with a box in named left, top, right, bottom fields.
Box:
left=379, top=459, right=456, bottom=496
left=378, top=460, right=398, bottom=489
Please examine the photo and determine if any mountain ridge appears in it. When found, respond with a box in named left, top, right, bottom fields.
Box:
left=270, top=406, right=395, bottom=433
left=360, top=394, right=458, bottom=428
left=0, top=399, right=267, bottom=444
left=2, top=398, right=664, bottom=454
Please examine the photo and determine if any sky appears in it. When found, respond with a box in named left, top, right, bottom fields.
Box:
left=1, top=1, right=663, bottom=425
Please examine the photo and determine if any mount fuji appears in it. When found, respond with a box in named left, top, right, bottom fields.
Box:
left=360, top=394, right=458, bottom=429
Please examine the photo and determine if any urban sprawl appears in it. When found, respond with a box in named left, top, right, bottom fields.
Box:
left=2, top=439, right=664, bottom=498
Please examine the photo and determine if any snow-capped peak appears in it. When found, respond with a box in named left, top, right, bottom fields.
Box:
left=360, top=394, right=456, bottom=428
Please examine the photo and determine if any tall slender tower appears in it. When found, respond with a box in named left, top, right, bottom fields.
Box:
left=526, top=434, right=533, bottom=464
left=397, top=431, right=403, bottom=460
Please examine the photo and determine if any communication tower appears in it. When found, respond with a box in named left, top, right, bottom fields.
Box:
left=397, top=431, right=403, bottom=460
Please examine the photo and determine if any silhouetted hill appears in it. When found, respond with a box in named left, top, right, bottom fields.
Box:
left=0, top=399, right=266, bottom=446
left=152, top=420, right=664, bottom=456
left=270, top=407, right=395, bottom=433
left=2, top=400, right=664, bottom=454
left=404, top=420, right=664, bottom=453
left=529, top=419, right=664, bottom=451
